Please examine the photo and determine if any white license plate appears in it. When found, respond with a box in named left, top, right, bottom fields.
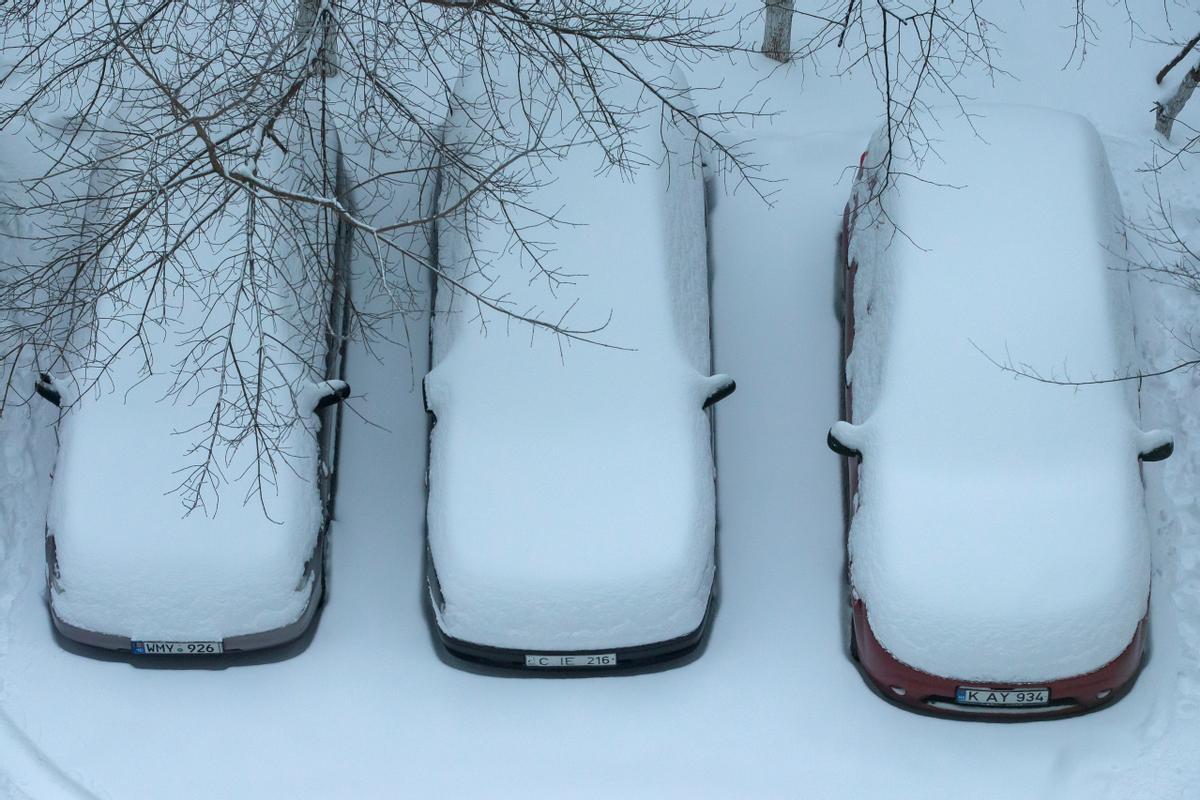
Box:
left=132, top=640, right=223, bottom=655
left=956, top=686, right=1049, bottom=706
left=524, top=653, right=617, bottom=668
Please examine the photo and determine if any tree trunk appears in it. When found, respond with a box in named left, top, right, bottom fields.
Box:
left=295, top=0, right=338, bottom=76
left=1157, top=32, right=1200, bottom=86
left=762, top=0, right=794, bottom=63
left=1156, top=60, right=1199, bottom=140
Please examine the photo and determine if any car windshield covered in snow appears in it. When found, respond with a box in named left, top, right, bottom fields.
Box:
left=424, top=78, right=732, bottom=663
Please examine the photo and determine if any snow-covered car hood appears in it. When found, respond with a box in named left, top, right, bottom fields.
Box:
left=427, top=356, right=717, bottom=650
left=47, top=367, right=324, bottom=641
left=851, top=444, right=1150, bottom=682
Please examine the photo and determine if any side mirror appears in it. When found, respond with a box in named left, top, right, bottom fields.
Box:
left=702, top=374, right=736, bottom=409
left=305, top=379, right=350, bottom=413
left=827, top=420, right=864, bottom=459
left=34, top=373, right=61, bottom=407
left=421, top=375, right=438, bottom=426
left=1138, top=429, right=1174, bottom=463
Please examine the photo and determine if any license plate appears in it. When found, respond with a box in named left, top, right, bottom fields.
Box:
left=524, top=653, right=617, bottom=668
left=132, top=640, right=223, bottom=655
left=956, top=686, right=1049, bottom=706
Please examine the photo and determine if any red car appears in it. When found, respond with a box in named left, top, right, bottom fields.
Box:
left=830, top=106, right=1173, bottom=719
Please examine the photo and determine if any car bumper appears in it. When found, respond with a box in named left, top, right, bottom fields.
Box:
left=851, top=599, right=1146, bottom=720
left=433, top=595, right=715, bottom=675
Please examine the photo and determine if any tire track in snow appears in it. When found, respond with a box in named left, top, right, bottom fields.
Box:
left=0, top=407, right=37, bottom=656
left=0, top=406, right=98, bottom=798
left=1100, top=135, right=1200, bottom=799
left=1137, top=165, right=1200, bottom=740
left=0, top=707, right=102, bottom=800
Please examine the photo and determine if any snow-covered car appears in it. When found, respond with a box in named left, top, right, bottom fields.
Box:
left=829, top=106, right=1173, bottom=718
left=423, top=86, right=734, bottom=672
left=35, top=131, right=353, bottom=656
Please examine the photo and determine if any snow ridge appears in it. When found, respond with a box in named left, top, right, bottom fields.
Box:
left=1101, top=135, right=1200, bottom=799
left=0, top=408, right=38, bottom=662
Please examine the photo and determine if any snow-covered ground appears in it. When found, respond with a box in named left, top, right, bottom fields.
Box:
left=2, top=3, right=1200, bottom=798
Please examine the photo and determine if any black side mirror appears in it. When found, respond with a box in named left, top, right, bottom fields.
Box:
left=34, top=373, right=60, bottom=407
left=827, top=421, right=863, bottom=459
left=1141, top=442, right=1173, bottom=462
left=1139, top=429, right=1174, bottom=462
left=314, top=380, right=350, bottom=412
left=422, top=372, right=450, bottom=431
left=702, top=374, right=736, bottom=409
left=421, top=375, right=438, bottom=426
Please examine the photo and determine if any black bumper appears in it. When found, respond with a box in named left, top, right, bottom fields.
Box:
left=434, top=597, right=715, bottom=675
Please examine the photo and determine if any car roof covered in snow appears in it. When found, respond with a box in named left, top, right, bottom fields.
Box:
left=425, top=79, right=720, bottom=649
left=844, top=106, right=1151, bottom=682
left=46, top=132, right=342, bottom=640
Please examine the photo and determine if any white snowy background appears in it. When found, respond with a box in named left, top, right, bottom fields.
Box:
left=2, top=2, right=1199, bottom=798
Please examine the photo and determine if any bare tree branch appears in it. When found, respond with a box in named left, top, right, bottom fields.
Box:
left=0, top=0, right=770, bottom=511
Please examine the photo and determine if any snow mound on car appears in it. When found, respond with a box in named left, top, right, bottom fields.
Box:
left=846, top=106, right=1151, bottom=682
left=46, top=138, right=336, bottom=642
left=425, top=79, right=718, bottom=650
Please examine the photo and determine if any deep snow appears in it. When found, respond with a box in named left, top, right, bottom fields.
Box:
left=1, top=2, right=1199, bottom=798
